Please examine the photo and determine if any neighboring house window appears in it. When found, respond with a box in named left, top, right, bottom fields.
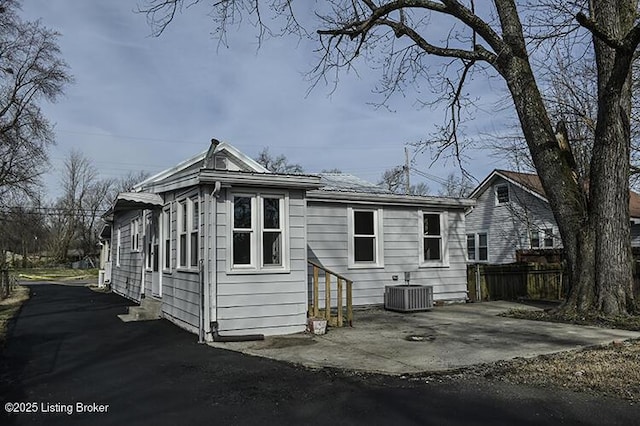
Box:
left=163, top=206, right=171, bottom=270
left=130, top=217, right=141, bottom=252
left=348, top=208, right=383, bottom=268
left=495, top=184, right=510, bottom=205
left=478, top=233, right=488, bottom=261
left=230, top=193, right=288, bottom=271
left=531, top=228, right=554, bottom=249
left=467, top=234, right=476, bottom=261
left=530, top=230, right=540, bottom=248
left=467, top=232, right=488, bottom=262
left=419, top=211, right=448, bottom=267
left=543, top=228, right=554, bottom=248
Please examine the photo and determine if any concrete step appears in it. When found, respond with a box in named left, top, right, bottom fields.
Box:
left=118, top=298, right=162, bottom=322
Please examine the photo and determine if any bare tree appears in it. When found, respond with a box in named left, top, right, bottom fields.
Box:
left=0, top=0, right=72, bottom=202
left=255, top=147, right=304, bottom=174
left=140, top=1, right=640, bottom=316
left=438, top=172, right=474, bottom=198
left=378, top=165, right=430, bottom=195
left=49, top=150, right=114, bottom=262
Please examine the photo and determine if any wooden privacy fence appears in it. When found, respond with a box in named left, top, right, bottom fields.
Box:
left=308, top=260, right=353, bottom=327
left=467, top=263, right=568, bottom=302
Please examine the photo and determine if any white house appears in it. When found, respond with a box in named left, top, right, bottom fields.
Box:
left=101, top=140, right=474, bottom=339
left=466, top=169, right=640, bottom=264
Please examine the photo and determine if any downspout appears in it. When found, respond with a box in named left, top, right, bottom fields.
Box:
left=209, top=181, right=221, bottom=340
left=198, top=186, right=207, bottom=344
left=200, top=182, right=222, bottom=343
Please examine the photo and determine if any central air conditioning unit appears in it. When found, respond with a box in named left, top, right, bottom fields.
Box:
left=384, top=285, right=434, bottom=312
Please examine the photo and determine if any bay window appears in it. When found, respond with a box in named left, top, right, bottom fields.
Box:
left=230, top=193, right=287, bottom=272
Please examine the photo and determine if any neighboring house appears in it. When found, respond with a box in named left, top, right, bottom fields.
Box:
left=100, top=140, right=474, bottom=339
left=466, top=169, right=640, bottom=264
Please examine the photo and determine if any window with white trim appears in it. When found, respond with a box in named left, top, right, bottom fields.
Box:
left=191, top=200, right=199, bottom=267
left=467, top=232, right=488, bottom=262
left=177, top=197, right=200, bottom=269
left=130, top=217, right=141, bottom=252
left=419, top=211, right=448, bottom=267
left=543, top=228, right=554, bottom=248
left=531, top=228, right=554, bottom=249
left=116, top=228, right=121, bottom=267
left=495, top=184, right=510, bottom=205
left=530, top=230, right=540, bottom=248
left=230, top=193, right=287, bottom=271
left=163, top=206, right=171, bottom=270
left=178, top=200, right=188, bottom=267
left=348, top=208, right=383, bottom=268
left=262, top=197, right=282, bottom=266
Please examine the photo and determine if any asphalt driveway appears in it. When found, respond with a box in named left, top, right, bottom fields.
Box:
left=0, top=284, right=638, bottom=425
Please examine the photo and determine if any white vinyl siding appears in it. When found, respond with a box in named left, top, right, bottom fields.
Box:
left=308, top=203, right=468, bottom=306
left=217, top=189, right=305, bottom=336
left=466, top=175, right=561, bottom=264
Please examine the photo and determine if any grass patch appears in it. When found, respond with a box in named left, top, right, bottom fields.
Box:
left=0, top=285, right=30, bottom=349
left=14, top=268, right=99, bottom=282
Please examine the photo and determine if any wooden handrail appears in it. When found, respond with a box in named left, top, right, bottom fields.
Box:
left=308, top=260, right=353, bottom=327
left=307, top=260, right=351, bottom=282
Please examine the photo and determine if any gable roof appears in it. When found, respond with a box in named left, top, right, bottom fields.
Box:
left=471, top=169, right=640, bottom=219
left=133, top=140, right=270, bottom=191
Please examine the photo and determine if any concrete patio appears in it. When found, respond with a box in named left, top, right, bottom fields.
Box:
left=209, top=301, right=640, bottom=374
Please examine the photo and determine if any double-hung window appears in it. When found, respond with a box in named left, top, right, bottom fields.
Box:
left=419, top=211, right=448, bottom=267
left=178, top=200, right=188, bottom=267
left=348, top=208, right=383, bottom=268
left=191, top=200, right=199, bottom=267
left=262, top=197, right=282, bottom=266
left=467, top=232, right=488, bottom=262
left=231, top=193, right=287, bottom=272
left=531, top=228, right=554, bottom=249
left=130, top=217, right=141, bottom=252
left=177, top=197, right=200, bottom=269
left=543, top=228, right=554, bottom=248
left=495, top=184, right=509, bottom=205
left=530, top=230, right=540, bottom=248
left=116, top=228, right=121, bottom=267
left=163, top=206, right=171, bottom=270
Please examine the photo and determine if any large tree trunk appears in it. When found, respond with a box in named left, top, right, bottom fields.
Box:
left=494, top=1, right=636, bottom=316
left=588, top=0, right=636, bottom=315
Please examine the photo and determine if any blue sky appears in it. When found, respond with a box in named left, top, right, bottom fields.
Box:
left=20, top=1, right=513, bottom=199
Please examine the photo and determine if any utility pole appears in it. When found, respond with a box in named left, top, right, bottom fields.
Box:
left=404, top=147, right=410, bottom=195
